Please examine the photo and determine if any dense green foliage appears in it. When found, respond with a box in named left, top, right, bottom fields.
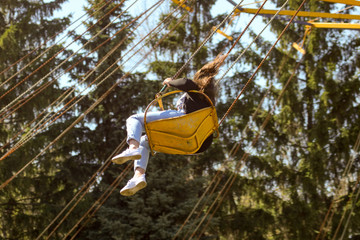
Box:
left=1, top=0, right=359, bottom=239
left=0, top=0, right=79, bottom=239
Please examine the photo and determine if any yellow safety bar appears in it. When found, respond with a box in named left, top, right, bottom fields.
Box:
left=144, top=90, right=219, bottom=155
left=292, top=26, right=312, bottom=54
left=235, top=8, right=360, bottom=20
left=292, top=42, right=306, bottom=54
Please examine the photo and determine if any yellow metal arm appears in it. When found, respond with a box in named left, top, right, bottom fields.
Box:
left=309, top=22, right=360, bottom=29
left=235, top=8, right=360, bottom=20
left=212, top=26, right=233, bottom=41
left=171, top=0, right=193, bottom=12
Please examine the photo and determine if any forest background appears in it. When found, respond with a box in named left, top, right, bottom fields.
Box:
left=1, top=0, right=360, bottom=239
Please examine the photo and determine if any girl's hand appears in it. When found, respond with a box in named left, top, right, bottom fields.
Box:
left=163, top=78, right=172, bottom=86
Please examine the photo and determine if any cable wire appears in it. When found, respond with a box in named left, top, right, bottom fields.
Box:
left=0, top=1, right=136, bottom=123
left=0, top=0, right=176, bottom=163
left=36, top=4, right=187, bottom=237
left=0, top=0, right=147, bottom=156
left=50, top=10, right=190, bottom=238
left=330, top=131, right=360, bottom=240
left=193, top=54, right=305, bottom=240
left=168, top=0, right=247, bottom=81
left=0, top=0, right=187, bottom=192
left=62, top=162, right=132, bottom=240
left=0, top=0, right=113, bottom=89
left=180, top=1, right=307, bottom=236
left=36, top=139, right=126, bottom=240
left=0, top=0, right=127, bottom=113
left=0, top=0, right=161, bottom=150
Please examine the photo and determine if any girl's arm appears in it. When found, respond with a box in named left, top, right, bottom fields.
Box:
left=163, top=78, right=199, bottom=92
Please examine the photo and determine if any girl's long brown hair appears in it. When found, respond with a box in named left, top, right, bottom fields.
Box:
left=193, top=54, right=227, bottom=103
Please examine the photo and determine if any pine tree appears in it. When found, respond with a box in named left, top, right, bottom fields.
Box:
left=211, top=0, right=360, bottom=239
left=0, top=0, right=83, bottom=239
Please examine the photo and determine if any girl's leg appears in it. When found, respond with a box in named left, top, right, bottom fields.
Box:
left=134, top=135, right=150, bottom=173
left=120, top=136, right=149, bottom=196
left=119, top=111, right=184, bottom=196
left=113, top=110, right=184, bottom=164
left=128, top=139, right=139, bottom=150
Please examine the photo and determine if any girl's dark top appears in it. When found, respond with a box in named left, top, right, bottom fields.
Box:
left=169, top=78, right=215, bottom=153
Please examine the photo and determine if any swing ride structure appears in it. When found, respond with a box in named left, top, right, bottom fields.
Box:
left=0, top=0, right=359, bottom=239
left=144, top=89, right=219, bottom=155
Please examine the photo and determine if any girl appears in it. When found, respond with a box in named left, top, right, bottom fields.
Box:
left=112, top=55, right=226, bottom=196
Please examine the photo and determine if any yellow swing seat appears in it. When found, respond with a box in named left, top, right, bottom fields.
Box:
left=144, top=90, right=219, bottom=155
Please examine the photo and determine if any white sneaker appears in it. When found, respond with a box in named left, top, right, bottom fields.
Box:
left=111, top=148, right=141, bottom=165
left=120, top=174, right=147, bottom=196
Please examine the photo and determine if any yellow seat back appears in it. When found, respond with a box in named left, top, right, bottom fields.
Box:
left=144, top=90, right=219, bottom=155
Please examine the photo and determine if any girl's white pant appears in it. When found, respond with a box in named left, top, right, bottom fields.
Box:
left=126, top=110, right=185, bottom=171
